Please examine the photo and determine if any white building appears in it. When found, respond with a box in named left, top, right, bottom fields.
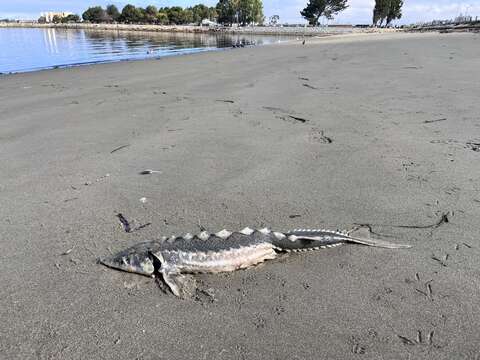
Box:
left=40, top=12, right=73, bottom=23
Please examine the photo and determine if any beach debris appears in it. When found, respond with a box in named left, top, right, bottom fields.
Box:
left=215, top=99, right=235, bottom=103
left=63, top=197, right=78, bottom=203
left=139, top=169, right=162, bottom=175
left=289, top=214, right=301, bottom=218
left=70, top=258, right=81, bottom=265
left=61, top=248, right=74, bottom=256
left=397, top=335, right=416, bottom=345
left=100, top=226, right=410, bottom=298
left=351, top=344, right=366, bottom=354
left=110, top=144, right=130, bottom=154
left=139, top=197, right=147, bottom=203
left=96, top=174, right=110, bottom=182
left=116, top=213, right=132, bottom=233
left=431, top=255, right=447, bottom=267
left=466, top=140, right=480, bottom=152
left=427, top=330, right=434, bottom=345
left=398, top=330, right=434, bottom=346
left=424, top=118, right=447, bottom=124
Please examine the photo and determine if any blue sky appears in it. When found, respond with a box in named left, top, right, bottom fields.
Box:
left=1, top=0, right=479, bottom=24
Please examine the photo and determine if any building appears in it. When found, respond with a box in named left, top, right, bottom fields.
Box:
left=40, top=12, right=73, bottom=23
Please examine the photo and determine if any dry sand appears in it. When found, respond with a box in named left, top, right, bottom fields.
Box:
left=0, top=32, right=479, bottom=359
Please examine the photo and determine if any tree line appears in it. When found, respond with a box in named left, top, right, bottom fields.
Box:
left=39, top=0, right=403, bottom=27
left=66, top=1, right=264, bottom=26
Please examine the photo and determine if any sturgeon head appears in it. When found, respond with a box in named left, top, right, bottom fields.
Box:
left=99, top=241, right=162, bottom=276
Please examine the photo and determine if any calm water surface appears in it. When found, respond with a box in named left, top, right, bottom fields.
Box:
left=0, top=27, right=294, bottom=73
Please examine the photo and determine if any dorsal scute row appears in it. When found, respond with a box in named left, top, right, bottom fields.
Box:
left=160, top=227, right=283, bottom=243
left=157, top=227, right=286, bottom=253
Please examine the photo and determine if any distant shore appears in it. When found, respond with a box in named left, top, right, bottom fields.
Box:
left=0, top=21, right=399, bottom=36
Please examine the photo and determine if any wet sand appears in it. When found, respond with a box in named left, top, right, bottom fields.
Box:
left=0, top=32, right=479, bottom=359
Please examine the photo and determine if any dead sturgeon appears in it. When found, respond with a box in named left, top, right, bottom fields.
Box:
left=100, top=227, right=410, bottom=298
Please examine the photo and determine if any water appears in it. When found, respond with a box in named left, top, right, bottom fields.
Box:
left=0, top=27, right=294, bottom=74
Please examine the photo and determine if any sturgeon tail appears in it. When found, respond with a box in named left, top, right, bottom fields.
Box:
left=272, top=226, right=411, bottom=251
left=345, top=226, right=411, bottom=248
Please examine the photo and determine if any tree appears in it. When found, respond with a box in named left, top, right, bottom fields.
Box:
left=156, top=12, right=169, bottom=24
left=209, top=7, right=218, bottom=21
left=216, top=0, right=236, bottom=25
left=62, top=14, right=80, bottom=23
left=386, top=0, right=402, bottom=25
left=269, top=14, right=280, bottom=26
left=300, top=0, right=348, bottom=26
left=215, top=0, right=264, bottom=25
left=145, top=5, right=158, bottom=23
left=82, top=6, right=108, bottom=23
left=52, top=15, right=62, bottom=23
left=166, top=6, right=187, bottom=24
left=38, top=16, right=46, bottom=23
left=106, top=4, right=121, bottom=22
left=373, top=0, right=402, bottom=26
left=191, top=4, right=211, bottom=24
left=121, top=4, right=142, bottom=23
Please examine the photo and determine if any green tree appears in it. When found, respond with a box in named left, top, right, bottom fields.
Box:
left=191, top=4, right=211, bottom=24
left=38, top=16, right=46, bottom=23
left=216, top=0, right=236, bottom=24
left=145, top=5, right=158, bottom=23
left=386, top=0, right=402, bottom=25
left=166, top=6, right=186, bottom=24
left=209, top=7, right=218, bottom=21
left=183, top=9, right=194, bottom=24
left=300, top=0, right=348, bottom=26
left=121, top=4, right=142, bottom=23
left=156, top=12, right=169, bottom=24
left=82, top=6, right=108, bottom=23
left=62, top=14, right=80, bottom=23
left=373, top=0, right=402, bottom=26
left=106, top=4, right=121, bottom=22
left=52, top=15, right=62, bottom=23
left=269, top=14, right=280, bottom=25
left=216, top=0, right=263, bottom=25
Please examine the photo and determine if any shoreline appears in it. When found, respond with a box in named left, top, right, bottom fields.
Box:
left=0, top=21, right=398, bottom=36
left=1, top=32, right=479, bottom=359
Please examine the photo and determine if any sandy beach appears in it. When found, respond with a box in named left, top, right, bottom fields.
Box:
left=1, top=32, right=479, bottom=359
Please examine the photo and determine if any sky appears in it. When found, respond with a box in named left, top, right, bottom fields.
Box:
left=1, top=0, right=479, bottom=25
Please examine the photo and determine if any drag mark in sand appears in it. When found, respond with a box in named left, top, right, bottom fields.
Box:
left=262, top=106, right=310, bottom=124
left=302, top=83, right=318, bottom=90
left=110, top=144, right=130, bottom=154
left=424, top=118, right=447, bottom=124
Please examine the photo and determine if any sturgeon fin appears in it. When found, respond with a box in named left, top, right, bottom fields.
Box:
left=161, top=271, right=197, bottom=299
left=274, top=227, right=411, bottom=250
left=346, top=226, right=411, bottom=249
